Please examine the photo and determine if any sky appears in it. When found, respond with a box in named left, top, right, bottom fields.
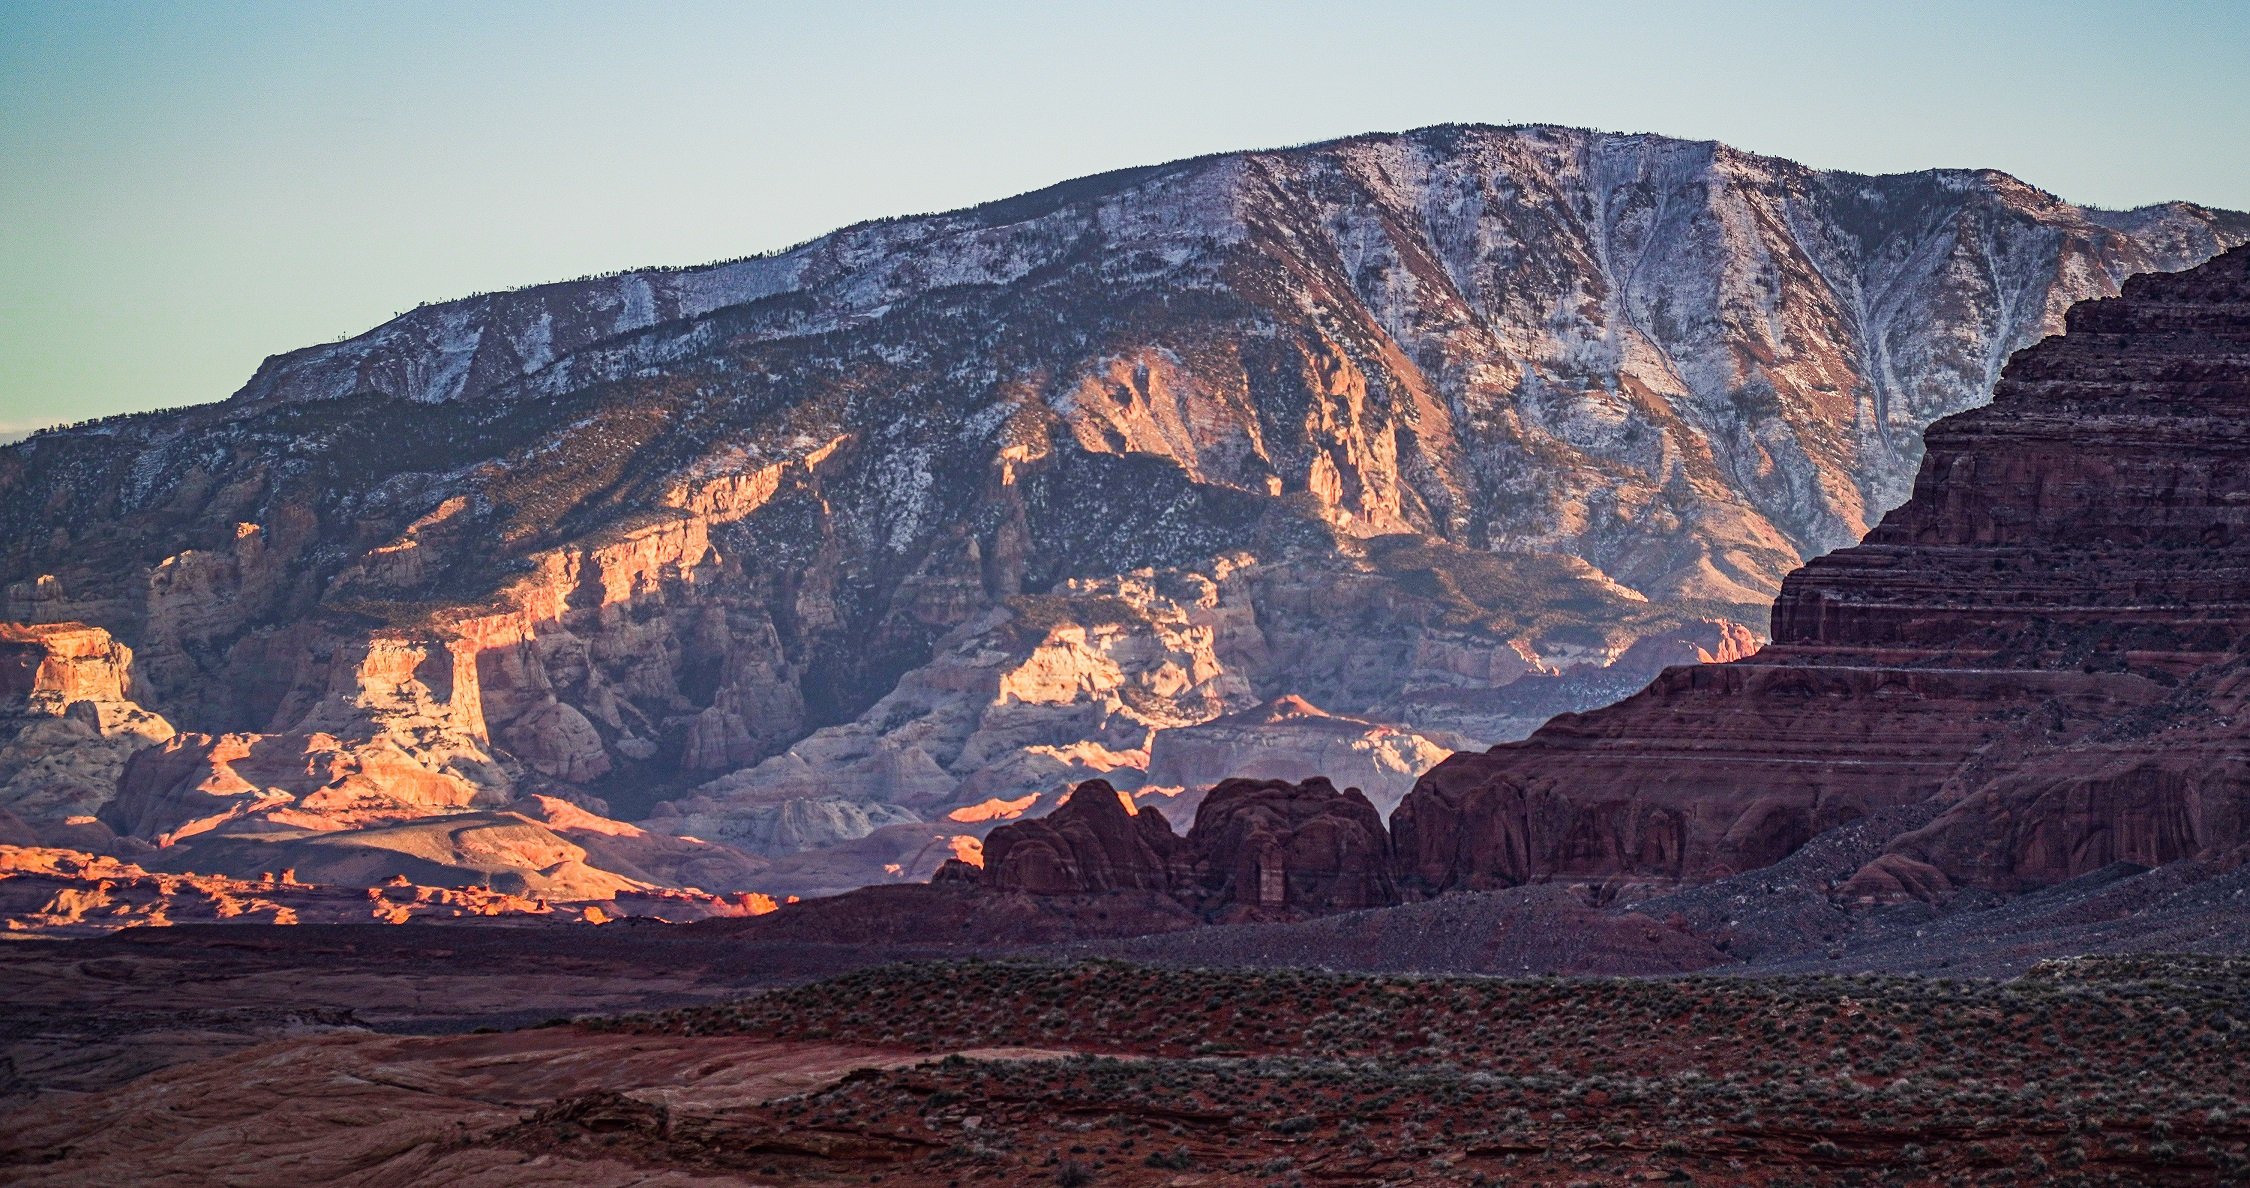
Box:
left=4, top=1, right=2248, bottom=438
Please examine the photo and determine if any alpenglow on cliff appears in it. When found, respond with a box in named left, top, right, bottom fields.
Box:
left=2, top=124, right=2243, bottom=903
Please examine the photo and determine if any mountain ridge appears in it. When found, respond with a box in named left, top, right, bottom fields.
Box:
left=175, top=122, right=2227, bottom=380
left=177, top=124, right=2242, bottom=420
left=3, top=123, right=2244, bottom=907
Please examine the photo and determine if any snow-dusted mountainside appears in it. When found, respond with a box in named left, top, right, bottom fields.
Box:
left=3, top=124, right=2244, bottom=901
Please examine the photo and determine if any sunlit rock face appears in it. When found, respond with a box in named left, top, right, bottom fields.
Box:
left=1394, top=243, right=2250, bottom=897
left=0, top=621, right=772, bottom=926
left=0, top=623, right=175, bottom=832
left=1, top=125, right=2243, bottom=895
left=0, top=843, right=768, bottom=936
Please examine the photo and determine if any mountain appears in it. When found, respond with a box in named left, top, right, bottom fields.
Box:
left=2, top=124, right=2243, bottom=904
left=1393, top=240, right=2250, bottom=900
left=911, top=243, right=2250, bottom=974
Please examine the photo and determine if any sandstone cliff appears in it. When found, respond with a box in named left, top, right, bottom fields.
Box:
left=0, top=623, right=175, bottom=840
left=3, top=125, right=2243, bottom=896
left=1393, top=242, right=2250, bottom=898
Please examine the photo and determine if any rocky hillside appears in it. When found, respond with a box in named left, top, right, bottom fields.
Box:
left=1394, top=240, right=2250, bottom=901
left=930, top=242, right=2250, bottom=935
left=2, top=124, right=2243, bottom=901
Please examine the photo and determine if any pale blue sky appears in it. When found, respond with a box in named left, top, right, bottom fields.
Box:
left=4, top=0, right=2246, bottom=435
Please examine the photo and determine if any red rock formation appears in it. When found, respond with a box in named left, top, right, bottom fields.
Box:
left=980, top=774, right=1394, bottom=918
left=1835, top=853, right=1956, bottom=906
left=981, top=779, right=1180, bottom=895
left=1881, top=680, right=2250, bottom=892
left=1393, top=244, right=2250, bottom=896
left=1393, top=663, right=2159, bottom=892
left=1179, top=777, right=1396, bottom=916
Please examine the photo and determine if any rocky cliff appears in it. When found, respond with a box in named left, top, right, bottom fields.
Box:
left=0, top=623, right=176, bottom=834
left=1395, top=241, right=2250, bottom=899
left=3, top=124, right=2243, bottom=897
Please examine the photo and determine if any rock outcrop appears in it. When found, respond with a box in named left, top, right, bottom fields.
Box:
left=2, top=126, right=2244, bottom=897
left=0, top=623, right=175, bottom=835
left=980, top=775, right=1394, bottom=919
left=981, top=779, right=1180, bottom=895
left=1393, top=242, right=2250, bottom=896
left=0, top=843, right=768, bottom=936
left=1178, top=777, right=1398, bottom=916
left=0, top=619, right=782, bottom=923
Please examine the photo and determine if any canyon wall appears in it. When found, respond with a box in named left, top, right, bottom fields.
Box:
left=1393, top=242, right=2250, bottom=898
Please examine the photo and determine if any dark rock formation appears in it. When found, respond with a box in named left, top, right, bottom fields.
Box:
left=1393, top=243, right=2250, bottom=896
left=981, top=779, right=1179, bottom=895
left=1390, top=662, right=2155, bottom=890
left=979, top=775, right=1394, bottom=919
left=1180, top=777, right=1397, bottom=916
left=1833, top=852, right=1955, bottom=906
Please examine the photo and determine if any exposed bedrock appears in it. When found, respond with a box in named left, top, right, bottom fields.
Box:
left=1178, top=774, right=1398, bottom=916
left=2, top=126, right=2244, bottom=898
left=1393, top=243, right=2250, bottom=897
left=0, top=623, right=177, bottom=835
left=978, top=774, right=1394, bottom=919
left=1140, top=695, right=1454, bottom=818
left=980, top=779, right=1181, bottom=896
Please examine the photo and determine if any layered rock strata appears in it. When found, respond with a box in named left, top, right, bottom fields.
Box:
left=0, top=623, right=779, bottom=921
left=1142, top=694, right=1454, bottom=816
left=1393, top=243, right=2250, bottom=896
left=2, top=126, right=2243, bottom=895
